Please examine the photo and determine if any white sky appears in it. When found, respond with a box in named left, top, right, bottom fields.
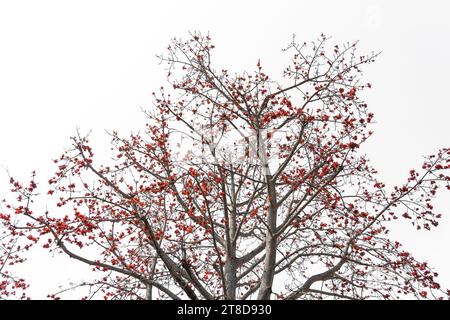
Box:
left=0, top=0, right=449, bottom=299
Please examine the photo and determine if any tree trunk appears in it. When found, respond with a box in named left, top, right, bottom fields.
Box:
left=224, top=257, right=237, bottom=299
left=258, top=178, right=278, bottom=300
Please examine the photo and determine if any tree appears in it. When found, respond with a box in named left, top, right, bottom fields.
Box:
left=1, top=32, right=449, bottom=300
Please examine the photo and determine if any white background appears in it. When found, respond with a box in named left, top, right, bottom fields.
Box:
left=0, top=0, right=449, bottom=299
